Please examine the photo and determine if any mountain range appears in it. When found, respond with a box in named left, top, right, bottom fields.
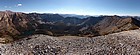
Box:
left=0, top=10, right=140, bottom=43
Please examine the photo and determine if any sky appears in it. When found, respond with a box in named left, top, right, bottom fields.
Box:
left=0, top=0, right=140, bottom=16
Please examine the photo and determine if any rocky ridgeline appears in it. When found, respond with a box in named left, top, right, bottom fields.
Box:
left=0, top=29, right=140, bottom=55
left=1, top=11, right=140, bottom=42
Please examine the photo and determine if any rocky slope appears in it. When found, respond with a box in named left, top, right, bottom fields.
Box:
left=0, top=11, right=39, bottom=43
left=93, top=16, right=140, bottom=35
left=1, top=29, right=140, bottom=55
left=81, top=16, right=140, bottom=37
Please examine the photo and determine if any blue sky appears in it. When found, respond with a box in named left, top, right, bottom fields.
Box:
left=0, top=0, right=140, bottom=16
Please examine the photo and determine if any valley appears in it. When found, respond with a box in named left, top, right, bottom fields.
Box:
left=0, top=11, right=140, bottom=43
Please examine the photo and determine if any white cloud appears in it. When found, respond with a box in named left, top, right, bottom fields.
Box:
left=17, top=4, right=22, bottom=7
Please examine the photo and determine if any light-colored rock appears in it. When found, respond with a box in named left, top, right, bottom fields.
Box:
left=0, top=29, right=140, bottom=55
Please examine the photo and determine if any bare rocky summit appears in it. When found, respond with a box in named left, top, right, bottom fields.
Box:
left=0, top=29, right=140, bottom=55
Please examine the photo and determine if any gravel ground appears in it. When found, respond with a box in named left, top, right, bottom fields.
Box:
left=1, top=29, right=140, bottom=55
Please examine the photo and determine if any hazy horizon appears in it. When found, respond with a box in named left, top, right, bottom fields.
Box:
left=0, top=0, right=140, bottom=16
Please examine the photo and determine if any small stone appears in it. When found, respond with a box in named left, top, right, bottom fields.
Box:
left=47, top=46, right=51, bottom=49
